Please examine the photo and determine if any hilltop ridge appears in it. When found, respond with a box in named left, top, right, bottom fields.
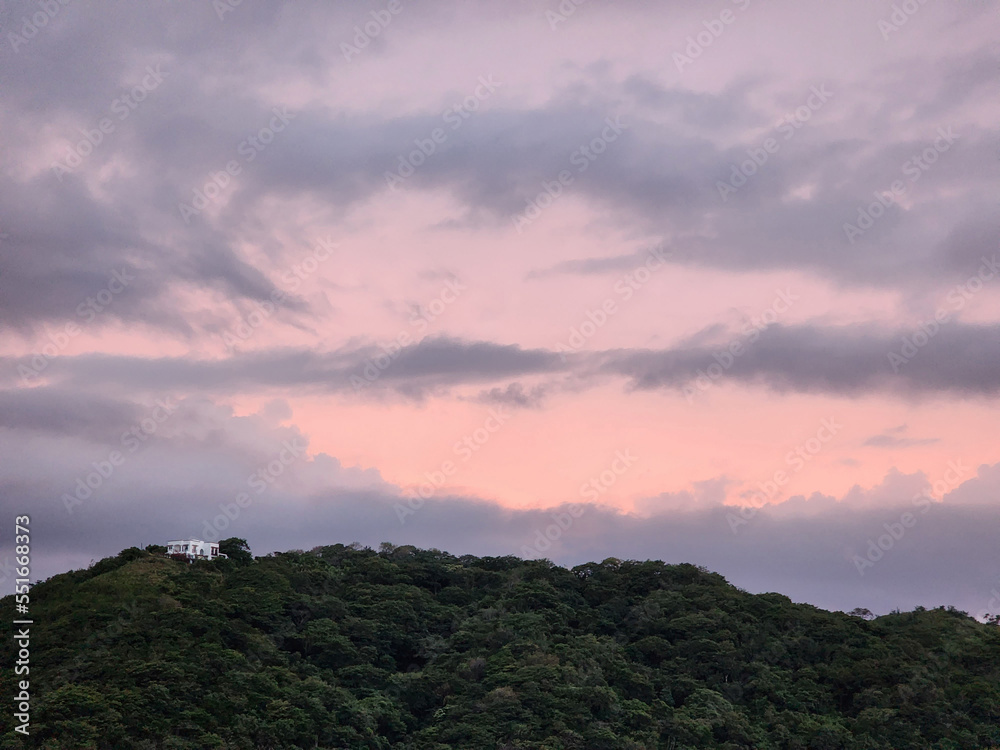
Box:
left=2, top=542, right=999, bottom=749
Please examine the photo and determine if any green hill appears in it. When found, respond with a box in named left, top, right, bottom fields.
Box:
left=2, top=542, right=999, bottom=749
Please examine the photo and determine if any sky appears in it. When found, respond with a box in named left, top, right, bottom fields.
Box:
left=1, top=0, right=999, bottom=618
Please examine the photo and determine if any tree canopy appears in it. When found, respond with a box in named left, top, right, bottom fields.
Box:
left=219, top=537, right=253, bottom=564
left=1, top=543, right=998, bottom=749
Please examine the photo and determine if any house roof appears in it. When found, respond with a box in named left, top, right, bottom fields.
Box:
left=167, top=539, right=214, bottom=545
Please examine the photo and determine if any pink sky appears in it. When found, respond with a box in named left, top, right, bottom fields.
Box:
left=2, top=0, right=999, bottom=615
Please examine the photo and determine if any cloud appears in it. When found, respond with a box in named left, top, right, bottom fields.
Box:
left=472, top=382, right=549, bottom=409
left=525, top=243, right=679, bottom=280
left=0, top=387, right=146, bottom=442
left=604, top=322, right=1000, bottom=398
left=7, top=318, right=1000, bottom=400
left=3, top=338, right=566, bottom=398
left=2, top=0, right=999, bottom=627
left=3, top=393, right=998, bottom=619
left=3, top=4, right=997, bottom=342
left=635, top=476, right=734, bottom=515
left=863, top=424, right=940, bottom=448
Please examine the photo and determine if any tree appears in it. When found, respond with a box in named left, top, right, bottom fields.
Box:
left=219, top=537, right=253, bottom=563
left=3, top=544, right=999, bottom=748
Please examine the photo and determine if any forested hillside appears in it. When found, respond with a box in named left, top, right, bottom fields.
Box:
left=2, top=542, right=999, bottom=749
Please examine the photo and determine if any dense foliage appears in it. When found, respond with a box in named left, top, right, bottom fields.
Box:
left=2, top=542, right=999, bottom=749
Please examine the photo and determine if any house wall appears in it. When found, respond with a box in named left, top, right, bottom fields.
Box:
left=166, top=539, right=226, bottom=560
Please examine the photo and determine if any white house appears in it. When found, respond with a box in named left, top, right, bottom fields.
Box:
left=166, top=539, right=227, bottom=561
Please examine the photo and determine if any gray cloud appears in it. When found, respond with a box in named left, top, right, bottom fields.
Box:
left=3, top=399, right=998, bottom=619
left=525, top=242, right=681, bottom=280
left=472, top=381, right=549, bottom=409
left=605, top=322, right=1000, bottom=398
left=2, top=0, right=997, bottom=339
left=863, top=425, right=940, bottom=448
left=2, top=0, right=999, bottom=627
left=2, top=338, right=566, bottom=398
left=6, top=320, right=1000, bottom=399
left=0, top=387, right=144, bottom=442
